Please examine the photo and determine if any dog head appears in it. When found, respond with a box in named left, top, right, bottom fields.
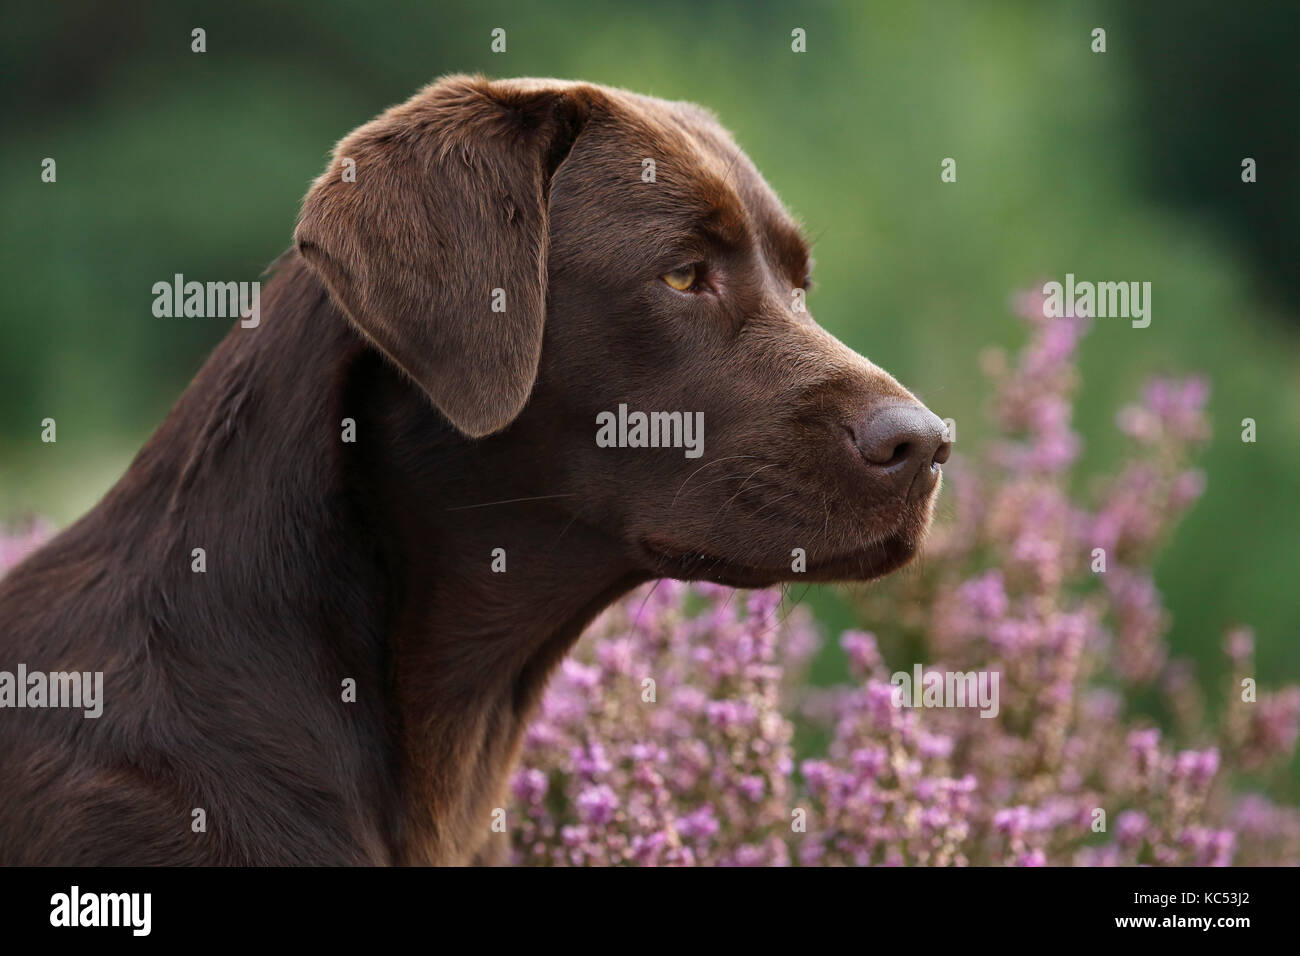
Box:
left=296, top=75, right=949, bottom=587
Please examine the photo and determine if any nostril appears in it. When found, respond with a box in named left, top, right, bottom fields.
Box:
left=853, top=404, right=949, bottom=484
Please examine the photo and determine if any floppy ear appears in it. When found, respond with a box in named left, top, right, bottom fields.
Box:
left=295, top=76, right=595, bottom=438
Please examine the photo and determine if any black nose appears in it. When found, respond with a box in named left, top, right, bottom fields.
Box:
left=853, top=403, right=950, bottom=496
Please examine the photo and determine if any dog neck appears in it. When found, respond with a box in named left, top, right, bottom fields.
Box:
left=146, top=253, right=645, bottom=863
left=382, top=507, right=643, bottom=864
left=342, top=342, right=646, bottom=862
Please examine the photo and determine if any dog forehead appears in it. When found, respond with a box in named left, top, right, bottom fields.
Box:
left=559, top=86, right=798, bottom=243
left=604, top=90, right=757, bottom=191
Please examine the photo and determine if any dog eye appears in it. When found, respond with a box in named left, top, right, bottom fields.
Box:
left=661, top=264, right=698, bottom=292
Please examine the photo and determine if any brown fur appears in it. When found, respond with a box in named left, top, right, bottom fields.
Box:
left=0, top=75, right=948, bottom=865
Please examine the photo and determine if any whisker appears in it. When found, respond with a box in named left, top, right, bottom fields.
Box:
left=546, top=513, right=581, bottom=553
left=445, top=493, right=577, bottom=511
left=632, top=578, right=664, bottom=628
left=720, top=144, right=746, bottom=188
left=748, top=490, right=799, bottom=520
left=708, top=463, right=780, bottom=526
left=695, top=472, right=758, bottom=490
left=671, top=455, right=761, bottom=509
left=778, top=583, right=814, bottom=625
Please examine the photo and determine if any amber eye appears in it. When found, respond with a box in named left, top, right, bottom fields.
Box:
left=661, top=264, right=697, bottom=291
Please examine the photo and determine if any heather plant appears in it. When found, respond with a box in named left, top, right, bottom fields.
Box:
left=510, top=583, right=820, bottom=866
left=3, top=294, right=1297, bottom=866
left=0, top=517, right=53, bottom=574
left=509, top=290, right=1300, bottom=866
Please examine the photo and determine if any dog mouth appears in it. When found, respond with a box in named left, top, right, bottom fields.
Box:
left=640, top=529, right=921, bottom=588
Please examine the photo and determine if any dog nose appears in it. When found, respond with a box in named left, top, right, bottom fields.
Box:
left=853, top=403, right=951, bottom=495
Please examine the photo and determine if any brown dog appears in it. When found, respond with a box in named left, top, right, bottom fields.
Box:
left=0, top=75, right=948, bottom=865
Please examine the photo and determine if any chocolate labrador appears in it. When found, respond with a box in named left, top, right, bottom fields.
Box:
left=0, top=75, right=949, bottom=865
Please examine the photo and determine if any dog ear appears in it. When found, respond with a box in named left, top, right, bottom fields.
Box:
left=295, top=76, right=596, bottom=438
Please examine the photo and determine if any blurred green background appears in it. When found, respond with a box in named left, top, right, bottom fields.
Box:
left=2, top=2, right=1298, bottom=718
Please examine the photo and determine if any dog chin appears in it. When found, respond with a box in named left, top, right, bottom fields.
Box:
left=640, top=526, right=924, bottom=589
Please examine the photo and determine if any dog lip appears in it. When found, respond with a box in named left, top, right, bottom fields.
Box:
left=640, top=530, right=919, bottom=583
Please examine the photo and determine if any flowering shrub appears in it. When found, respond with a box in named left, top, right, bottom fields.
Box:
left=0, top=516, right=53, bottom=573
left=511, top=583, right=820, bottom=866
left=509, top=291, right=1300, bottom=866
left=4, top=293, right=1297, bottom=865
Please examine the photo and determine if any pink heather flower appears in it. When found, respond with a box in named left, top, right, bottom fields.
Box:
left=1141, top=377, right=1212, bottom=443
left=1128, top=728, right=1162, bottom=761
left=676, top=805, right=720, bottom=841
left=840, top=630, right=883, bottom=676
left=994, top=806, right=1033, bottom=837
left=513, top=768, right=549, bottom=806
left=575, top=785, right=620, bottom=825
left=1106, top=568, right=1169, bottom=684
left=0, top=518, right=55, bottom=575
left=958, top=570, right=1008, bottom=621
left=738, top=775, right=767, bottom=802
left=1169, top=469, right=1207, bottom=510
left=1178, top=827, right=1236, bottom=867
left=1115, top=810, right=1149, bottom=847
left=849, top=747, right=888, bottom=775
left=1117, top=404, right=1161, bottom=443
left=1224, top=627, right=1254, bottom=664
left=1248, top=689, right=1300, bottom=762
left=560, top=659, right=601, bottom=691
left=1173, top=749, right=1221, bottom=786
